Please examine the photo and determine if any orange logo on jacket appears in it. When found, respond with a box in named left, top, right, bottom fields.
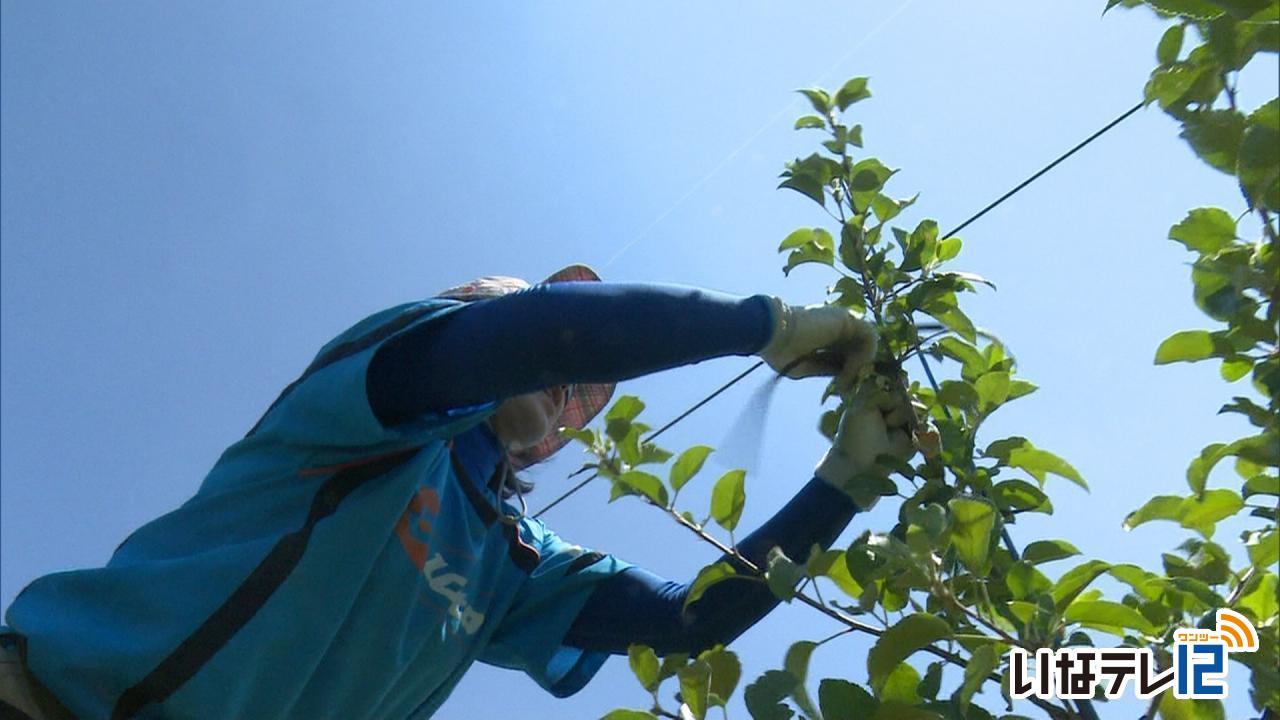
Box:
left=395, top=487, right=485, bottom=634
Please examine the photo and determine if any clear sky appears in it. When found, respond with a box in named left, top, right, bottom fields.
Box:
left=2, top=2, right=1272, bottom=718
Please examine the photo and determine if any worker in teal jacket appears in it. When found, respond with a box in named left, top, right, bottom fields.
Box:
left=1, top=265, right=913, bottom=719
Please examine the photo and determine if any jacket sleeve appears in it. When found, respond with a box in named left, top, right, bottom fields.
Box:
left=367, top=282, right=774, bottom=425
left=562, top=476, right=859, bottom=656
left=477, top=518, right=633, bottom=698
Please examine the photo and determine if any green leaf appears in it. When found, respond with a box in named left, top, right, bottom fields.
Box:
left=935, top=269, right=997, bottom=290
left=900, top=219, right=939, bottom=271
left=601, top=710, right=658, bottom=720
left=684, top=561, right=738, bottom=610
left=710, top=469, right=747, bottom=532
left=1022, top=539, right=1081, bottom=565
left=783, top=245, right=835, bottom=276
left=949, top=496, right=998, bottom=573
left=1187, top=443, right=1229, bottom=495
left=1051, top=560, right=1112, bottom=611
left=606, top=418, right=632, bottom=444
left=797, top=88, right=832, bottom=115
left=1009, top=376, right=1040, bottom=401
left=658, top=653, right=691, bottom=684
left=1007, top=561, right=1052, bottom=600
left=1254, top=359, right=1280, bottom=398
left=744, top=670, right=797, bottom=720
left=835, top=77, right=871, bottom=110
left=678, top=660, right=712, bottom=720
left=992, top=480, right=1053, bottom=514
left=1243, top=474, right=1280, bottom=498
left=794, top=115, right=826, bottom=130
left=1124, top=495, right=1186, bottom=530
left=936, top=236, right=962, bottom=263
left=780, top=228, right=836, bottom=276
left=1180, top=109, right=1247, bottom=175
left=783, top=641, right=820, bottom=718
left=917, top=662, right=943, bottom=701
left=937, top=380, right=979, bottom=412
left=974, top=371, right=1011, bottom=412
left=830, top=276, right=867, bottom=315
left=1145, top=61, right=1216, bottom=112
left=1178, top=488, right=1246, bottom=537
left=984, top=437, right=1087, bottom=489
left=619, top=470, right=669, bottom=507
left=766, top=547, right=805, bottom=601
left=779, top=227, right=830, bottom=251
left=1157, top=23, right=1185, bottom=64
left=1168, top=208, right=1237, bottom=253
left=849, top=158, right=896, bottom=193
left=869, top=193, right=915, bottom=223
left=779, top=174, right=826, bottom=207
left=819, top=678, right=878, bottom=720
left=1065, top=599, right=1157, bottom=635
left=1155, top=329, right=1217, bottom=363
left=1232, top=430, right=1280, bottom=467
left=877, top=662, right=920, bottom=704
left=1237, top=571, right=1278, bottom=621
left=866, top=613, right=951, bottom=692
left=934, top=337, right=986, bottom=378
left=953, top=644, right=998, bottom=710
left=669, top=445, right=713, bottom=492
left=698, top=646, right=741, bottom=708
left=627, top=645, right=661, bottom=692
left=1156, top=693, right=1226, bottom=720
left=606, top=395, right=646, bottom=423
left=1219, top=356, right=1254, bottom=381
left=1143, top=0, right=1225, bottom=20
left=1244, top=529, right=1278, bottom=567
left=1239, top=100, right=1280, bottom=211
left=923, top=302, right=977, bottom=344
left=806, top=548, right=864, bottom=598
left=1124, top=490, right=1244, bottom=538
left=560, top=427, right=595, bottom=446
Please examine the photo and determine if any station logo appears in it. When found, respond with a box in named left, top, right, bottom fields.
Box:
left=1009, top=608, right=1259, bottom=701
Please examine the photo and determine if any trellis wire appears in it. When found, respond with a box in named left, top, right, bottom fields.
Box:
left=534, top=101, right=1145, bottom=521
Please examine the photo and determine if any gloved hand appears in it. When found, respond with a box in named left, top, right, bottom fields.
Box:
left=759, top=297, right=877, bottom=392
left=814, top=378, right=917, bottom=509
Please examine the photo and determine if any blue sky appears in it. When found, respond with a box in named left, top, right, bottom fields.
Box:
left=2, top=2, right=1272, bottom=718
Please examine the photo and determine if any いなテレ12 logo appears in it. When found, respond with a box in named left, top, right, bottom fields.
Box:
left=1008, top=608, right=1260, bottom=702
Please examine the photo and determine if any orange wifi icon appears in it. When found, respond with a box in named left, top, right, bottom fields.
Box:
left=1216, top=608, right=1259, bottom=652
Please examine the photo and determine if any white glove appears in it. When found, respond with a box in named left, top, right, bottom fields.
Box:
left=759, top=297, right=877, bottom=392
left=815, top=380, right=916, bottom=509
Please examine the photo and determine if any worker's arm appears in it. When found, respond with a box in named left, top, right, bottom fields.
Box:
left=564, top=475, right=857, bottom=655
left=367, top=282, right=872, bottom=424
left=368, top=282, right=770, bottom=424
left=563, top=384, right=914, bottom=655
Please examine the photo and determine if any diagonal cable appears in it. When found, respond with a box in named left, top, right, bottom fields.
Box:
left=535, top=101, right=1146, bottom=520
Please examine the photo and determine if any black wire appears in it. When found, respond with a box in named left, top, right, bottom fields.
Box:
left=941, top=101, right=1144, bottom=240
left=532, top=362, right=768, bottom=518
left=535, top=99, right=1145, bottom=544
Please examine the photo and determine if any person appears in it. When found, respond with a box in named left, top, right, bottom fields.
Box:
left=0, top=264, right=916, bottom=720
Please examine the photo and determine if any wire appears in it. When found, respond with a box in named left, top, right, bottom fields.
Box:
left=941, top=101, right=1144, bottom=240
left=534, top=362, right=769, bottom=517
left=536, top=101, right=1145, bottom=525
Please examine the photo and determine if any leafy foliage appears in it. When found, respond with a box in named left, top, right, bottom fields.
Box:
left=577, top=4, right=1278, bottom=717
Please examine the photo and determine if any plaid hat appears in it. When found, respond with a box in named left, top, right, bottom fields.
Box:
left=435, top=264, right=615, bottom=469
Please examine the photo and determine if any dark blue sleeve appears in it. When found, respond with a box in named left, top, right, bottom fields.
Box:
left=367, top=282, right=774, bottom=424
left=562, top=476, right=859, bottom=655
